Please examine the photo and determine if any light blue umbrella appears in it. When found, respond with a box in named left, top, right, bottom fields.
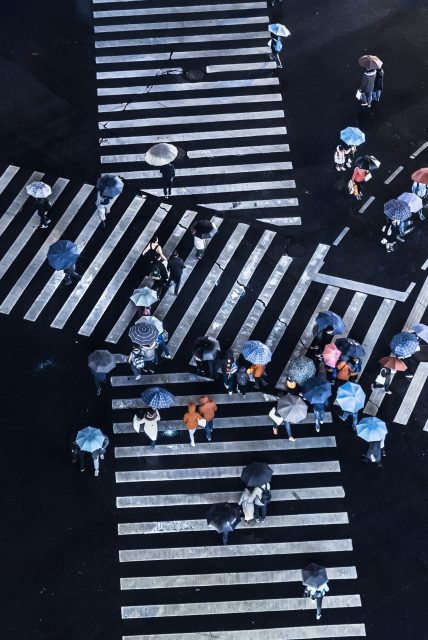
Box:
left=302, top=376, right=332, bottom=404
left=390, top=332, right=419, bottom=358
left=268, top=23, right=291, bottom=37
left=130, top=287, right=157, bottom=307
left=242, top=340, right=272, bottom=365
left=398, top=192, right=423, bottom=213
left=356, top=417, right=387, bottom=442
left=315, top=311, right=346, bottom=335
left=141, top=387, right=175, bottom=409
left=413, top=324, right=428, bottom=343
left=47, top=240, right=79, bottom=271
left=340, top=127, right=365, bottom=146
left=96, top=174, right=124, bottom=198
left=336, top=382, right=366, bottom=412
left=76, top=427, right=105, bottom=453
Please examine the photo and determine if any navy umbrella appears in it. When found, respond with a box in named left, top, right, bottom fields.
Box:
left=302, top=563, right=328, bottom=589
left=390, top=332, right=419, bottom=358
left=315, top=311, right=346, bottom=335
left=47, top=240, right=79, bottom=271
left=335, top=338, right=366, bottom=359
left=302, top=376, right=332, bottom=405
left=207, top=503, right=241, bottom=534
left=241, top=462, right=273, bottom=487
left=96, top=175, right=124, bottom=198
left=129, top=322, right=159, bottom=346
left=384, top=199, right=411, bottom=221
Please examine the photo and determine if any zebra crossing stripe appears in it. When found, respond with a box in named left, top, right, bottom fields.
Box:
left=116, top=461, right=341, bottom=483
left=188, top=144, right=290, bottom=158
left=122, top=625, right=367, bottom=640
left=99, top=110, right=285, bottom=129
left=313, top=273, right=414, bottom=302
left=95, top=17, right=267, bottom=32
left=111, top=372, right=211, bottom=388
left=119, top=538, right=353, bottom=562
left=394, top=363, right=428, bottom=425
left=203, top=199, right=298, bottom=211
left=78, top=204, right=169, bottom=336
left=0, top=171, right=44, bottom=238
left=112, top=392, right=277, bottom=410
left=99, top=94, right=282, bottom=113
left=97, top=68, right=183, bottom=80
left=97, top=78, right=279, bottom=96
left=333, top=292, right=367, bottom=340
left=106, top=163, right=292, bottom=179
left=0, top=165, right=19, bottom=194
left=120, top=565, right=356, bottom=589
left=141, top=181, right=295, bottom=195
left=94, top=5, right=267, bottom=19
left=257, top=216, right=301, bottom=224
left=50, top=196, right=146, bottom=329
left=358, top=298, right=396, bottom=379
left=207, top=62, right=276, bottom=72
left=0, top=185, right=93, bottom=314
left=95, top=32, right=270, bottom=48
left=101, top=129, right=287, bottom=145
left=116, top=486, right=345, bottom=508
left=95, top=47, right=270, bottom=64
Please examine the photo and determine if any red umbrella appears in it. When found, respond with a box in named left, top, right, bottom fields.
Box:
left=411, top=168, right=428, bottom=185
left=322, top=343, right=342, bottom=367
left=379, top=356, right=407, bottom=372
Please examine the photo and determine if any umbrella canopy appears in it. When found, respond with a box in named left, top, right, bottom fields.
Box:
left=411, top=168, right=428, bottom=185
left=130, top=286, right=158, bottom=307
left=379, top=356, right=407, bottom=371
left=284, top=356, right=316, bottom=386
left=193, top=336, right=220, bottom=361
left=88, top=350, right=116, bottom=374
left=143, top=315, right=163, bottom=333
left=129, top=322, right=159, bottom=346
left=315, top=311, right=346, bottom=335
left=358, top=54, right=383, bottom=69
left=302, top=563, right=328, bottom=589
left=47, top=240, right=79, bottom=271
left=141, top=386, right=175, bottom=409
left=277, top=395, right=308, bottom=423
left=192, top=219, right=217, bottom=239
left=302, top=376, right=332, bottom=405
left=384, top=199, right=412, bottom=221
left=390, top=331, right=419, bottom=358
left=356, top=417, right=388, bottom=442
left=397, top=192, right=423, bottom=213
left=340, top=127, right=365, bottom=146
left=241, top=340, right=272, bottom=365
left=145, top=143, right=178, bottom=167
left=76, top=427, right=105, bottom=453
left=96, top=174, right=124, bottom=198
left=335, top=338, right=366, bottom=359
left=322, top=343, right=342, bottom=367
left=268, top=23, right=291, bottom=37
left=207, top=503, right=241, bottom=534
left=413, top=324, right=428, bottom=343
left=336, top=382, right=366, bottom=412
left=26, top=181, right=52, bottom=198
left=241, top=461, right=273, bottom=487
left=355, top=155, right=381, bottom=171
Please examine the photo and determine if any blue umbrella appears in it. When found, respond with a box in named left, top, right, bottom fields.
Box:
left=141, top=386, right=175, bottom=409
left=47, top=240, right=79, bottom=271
left=268, top=23, right=291, bottom=37
left=413, top=324, right=428, bottom=343
left=76, top=427, right=105, bottom=453
left=302, top=376, right=332, bottom=404
left=315, top=311, right=346, bottom=335
left=340, top=127, right=365, bottom=146
left=390, top=332, right=419, bottom=358
left=284, top=356, right=316, bottom=385
left=129, top=322, right=159, bottom=346
left=241, top=340, right=272, bottom=365
left=384, top=199, right=411, bottom=221
left=96, top=175, right=124, bottom=198
left=356, top=417, right=387, bottom=443
left=398, top=192, right=423, bottom=214
left=336, top=382, right=366, bottom=412
left=335, top=338, right=366, bottom=359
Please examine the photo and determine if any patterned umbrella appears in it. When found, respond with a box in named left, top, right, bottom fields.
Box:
left=47, top=240, right=79, bottom=271
left=26, top=181, right=52, bottom=198
left=145, top=143, right=178, bottom=167
left=340, top=127, right=365, bottom=146
left=141, top=387, right=175, bottom=409
left=356, top=417, right=388, bottom=442
left=96, top=175, right=124, bottom=198
left=379, top=356, right=407, bottom=371
left=355, top=155, right=381, bottom=171
left=389, top=332, right=419, bottom=358
left=76, top=427, right=105, bottom=453
left=315, top=311, right=346, bottom=334
left=336, top=382, right=366, bottom=412
left=130, top=287, right=158, bottom=307
left=88, top=350, right=116, bottom=374
left=322, top=343, right=342, bottom=367
left=277, top=395, right=308, bottom=423
left=384, top=199, right=412, bottom=221
left=302, top=376, right=332, bottom=405
left=398, top=193, right=423, bottom=213
left=335, top=338, right=366, bottom=359
left=284, top=356, right=316, bottom=385
left=411, top=168, right=428, bottom=185
left=358, top=54, right=383, bottom=69
left=413, top=324, right=428, bottom=343
left=129, top=322, right=159, bottom=346
left=241, top=340, right=272, bottom=365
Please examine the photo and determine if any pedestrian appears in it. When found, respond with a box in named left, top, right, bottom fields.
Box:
left=238, top=488, right=255, bottom=525
left=95, top=174, right=123, bottom=225
left=334, top=145, right=347, bottom=172
left=361, top=439, right=384, bottom=468
left=198, top=395, right=217, bottom=442
left=269, top=36, right=283, bottom=68
left=269, top=406, right=296, bottom=442
left=63, top=262, right=81, bottom=286
left=333, top=358, right=355, bottom=386
left=128, top=344, right=146, bottom=380
left=167, top=250, right=185, bottom=295
left=248, top=362, right=268, bottom=390
left=372, top=67, right=384, bottom=103
left=156, top=328, right=171, bottom=359
left=303, top=579, right=330, bottom=621
left=193, top=337, right=221, bottom=379
left=182, top=402, right=203, bottom=447
left=251, top=482, right=271, bottom=523
left=339, top=408, right=359, bottom=430
left=350, top=166, right=370, bottom=200
left=312, top=401, right=327, bottom=433
left=311, top=325, right=335, bottom=356
left=92, top=370, right=108, bottom=396
left=412, top=181, right=427, bottom=220
left=36, top=197, right=52, bottom=229
left=150, top=254, right=169, bottom=297
left=95, top=194, right=112, bottom=226
left=344, top=144, right=357, bottom=169
left=70, top=438, right=85, bottom=472
left=236, top=366, right=249, bottom=398
left=220, top=348, right=238, bottom=395
left=142, top=236, right=167, bottom=276
left=371, top=366, right=393, bottom=394
left=160, top=162, right=175, bottom=198
left=381, top=219, right=400, bottom=252
left=133, top=408, right=160, bottom=448
left=140, top=341, right=157, bottom=373
left=358, top=68, right=376, bottom=107
left=91, top=434, right=109, bottom=477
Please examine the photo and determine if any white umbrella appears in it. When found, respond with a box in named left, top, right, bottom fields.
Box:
left=145, top=143, right=178, bottom=167
left=140, top=315, right=163, bottom=333
left=268, top=23, right=291, bottom=37
left=398, top=192, right=423, bottom=213
left=26, top=181, right=52, bottom=198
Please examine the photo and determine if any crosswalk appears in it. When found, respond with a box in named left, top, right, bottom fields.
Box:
left=93, top=0, right=300, bottom=219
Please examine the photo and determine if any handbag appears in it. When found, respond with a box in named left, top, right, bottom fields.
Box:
left=356, top=89, right=363, bottom=100
left=197, top=418, right=206, bottom=427
left=261, top=488, right=272, bottom=505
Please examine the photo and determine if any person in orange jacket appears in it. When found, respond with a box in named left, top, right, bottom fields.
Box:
left=183, top=402, right=202, bottom=447
left=247, top=363, right=268, bottom=390
left=198, top=395, right=217, bottom=441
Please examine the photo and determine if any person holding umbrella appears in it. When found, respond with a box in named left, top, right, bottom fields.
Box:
left=193, top=336, right=221, bottom=379
left=142, top=236, right=167, bottom=276
left=284, top=356, right=316, bottom=390
left=145, top=143, right=178, bottom=199
left=241, top=340, right=272, bottom=389
left=302, top=375, right=332, bottom=433
left=372, top=66, right=384, bottom=103
left=160, top=163, right=175, bottom=199
left=47, top=239, right=81, bottom=286
left=337, top=381, right=366, bottom=429
left=27, top=181, right=53, bottom=228
left=207, top=503, right=241, bottom=545
left=130, top=286, right=158, bottom=317
left=302, top=563, right=329, bottom=621
left=133, top=408, right=161, bottom=448
left=74, top=427, right=109, bottom=476
left=357, top=417, right=387, bottom=468
left=357, top=55, right=382, bottom=107
left=88, top=349, right=116, bottom=396
left=241, top=462, right=273, bottom=523
left=398, top=192, right=425, bottom=224
left=270, top=394, right=307, bottom=442
left=384, top=199, right=414, bottom=239
left=190, top=220, right=218, bottom=258
left=268, top=23, right=290, bottom=68
left=95, top=174, right=124, bottom=225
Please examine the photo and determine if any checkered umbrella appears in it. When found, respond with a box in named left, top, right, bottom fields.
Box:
left=315, top=311, right=346, bottom=335
left=141, top=387, right=176, bottom=409
left=384, top=199, right=412, bottom=221
left=284, top=356, right=316, bottom=385
left=241, top=340, right=272, bottom=365
left=389, top=331, right=419, bottom=358
left=129, top=322, right=159, bottom=346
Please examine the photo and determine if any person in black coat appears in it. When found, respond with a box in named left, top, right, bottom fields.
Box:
left=359, top=69, right=376, bottom=107
left=36, top=197, right=52, bottom=228
left=372, top=68, right=384, bottom=103
left=150, top=254, right=169, bottom=297
left=160, top=163, right=175, bottom=198
left=167, top=250, right=185, bottom=295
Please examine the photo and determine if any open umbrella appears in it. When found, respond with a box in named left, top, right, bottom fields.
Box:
left=322, top=343, right=342, bottom=367
left=302, top=563, right=328, bottom=589
left=358, top=54, right=383, bottom=70
left=96, top=175, right=124, bottom=198
left=302, top=376, right=332, bottom=405
left=76, top=427, right=105, bottom=453
left=336, top=382, right=366, bottom=412
left=26, top=181, right=52, bottom=198
left=141, top=386, right=175, bottom=409
left=379, top=356, right=407, bottom=371
left=268, top=23, right=291, bottom=37
left=145, top=143, right=178, bottom=167
left=47, top=240, right=79, bottom=271
left=193, top=336, right=220, bottom=360
left=315, top=311, right=346, bottom=335
left=284, top=356, right=316, bottom=386
left=411, top=168, right=428, bottom=185
left=129, top=322, right=159, bottom=346
left=390, top=332, right=419, bottom=358
left=241, top=461, right=273, bottom=487
left=413, top=324, right=428, bottom=343
left=192, top=219, right=217, bottom=239
left=277, top=395, right=308, bottom=423
left=88, top=350, right=116, bottom=374
left=340, top=127, right=365, bottom=146
left=384, top=199, right=411, bottom=221
left=241, top=340, right=272, bottom=365
left=335, top=338, right=366, bottom=359
left=356, top=417, right=388, bottom=442
left=397, top=192, right=423, bottom=213
left=355, top=155, right=381, bottom=171
left=207, top=503, right=241, bottom=534
left=130, top=287, right=158, bottom=307
left=143, top=315, right=163, bottom=334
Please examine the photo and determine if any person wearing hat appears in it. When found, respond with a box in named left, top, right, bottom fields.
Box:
left=133, top=408, right=160, bottom=448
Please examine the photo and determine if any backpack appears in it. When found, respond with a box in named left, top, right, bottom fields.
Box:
left=261, top=488, right=272, bottom=505
left=151, top=264, right=162, bottom=280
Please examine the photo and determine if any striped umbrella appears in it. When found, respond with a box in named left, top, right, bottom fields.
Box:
left=141, top=387, right=176, bottom=409
left=129, top=322, right=159, bottom=346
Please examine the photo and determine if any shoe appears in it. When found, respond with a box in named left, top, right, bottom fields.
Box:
left=338, top=414, right=346, bottom=421
left=80, top=468, right=85, bottom=472
left=315, top=424, right=320, bottom=433
left=163, top=354, right=172, bottom=359
left=242, top=394, right=246, bottom=398
left=360, top=102, right=368, bottom=107
left=336, top=167, right=341, bottom=172
left=381, top=449, right=386, bottom=457
left=405, top=374, right=414, bottom=379
left=135, top=375, right=141, bottom=380
left=273, top=427, right=278, bottom=436
left=288, top=436, right=296, bottom=442
left=245, top=519, right=255, bottom=526
left=320, top=421, right=324, bottom=424
left=419, top=214, right=426, bottom=221
left=255, top=518, right=261, bottom=523
left=228, top=391, right=232, bottom=396
left=206, top=436, right=212, bottom=442
left=397, top=236, right=406, bottom=242
left=404, top=226, right=415, bottom=235
left=94, top=469, right=99, bottom=476
left=190, top=441, right=195, bottom=447
left=260, top=518, right=266, bottom=523
left=63, top=278, right=72, bottom=286
left=316, top=613, right=322, bottom=620
left=340, top=167, right=346, bottom=171
left=40, top=224, right=49, bottom=229
left=96, top=388, right=101, bottom=396
left=100, top=455, right=104, bottom=460
left=385, top=390, right=392, bottom=395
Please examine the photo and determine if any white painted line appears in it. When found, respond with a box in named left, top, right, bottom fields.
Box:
left=334, top=292, right=367, bottom=341
left=117, top=486, right=345, bottom=508
left=384, top=166, right=403, bottom=184
left=95, top=32, right=270, bottom=48
left=111, top=372, right=210, bottom=387
left=99, top=110, right=285, bottom=129
left=97, top=68, right=182, bottom=80
left=122, top=625, right=366, bottom=640
left=0, top=171, right=44, bottom=239
left=99, top=94, right=283, bottom=113
left=424, top=419, right=428, bottom=432
left=95, top=17, right=267, bottom=33
left=94, top=4, right=266, bottom=18
left=359, top=298, right=396, bottom=381
left=313, top=273, right=414, bottom=302
left=50, top=196, right=146, bottom=330
left=97, top=78, right=279, bottom=96
left=394, top=363, right=428, bottom=425
left=410, top=141, right=428, bottom=158
left=188, top=144, right=289, bottom=159
left=119, top=538, right=353, bottom=562
left=121, top=565, right=356, bottom=590
left=256, top=217, right=301, bottom=224
left=78, top=205, right=169, bottom=336
left=95, top=47, right=270, bottom=64
left=0, top=185, right=93, bottom=314
left=113, top=391, right=277, bottom=410
left=202, top=199, right=298, bottom=211
left=0, top=165, right=19, bottom=194
left=358, top=195, right=375, bottom=213
left=207, top=62, right=276, bottom=72
left=422, top=258, right=428, bottom=271
left=115, top=461, right=341, bottom=483
left=136, top=182, right=296, bottom=195
left=333, top=227, right=350, bottom=246
left=104, top=162, right=292, bottom=178
left=101, top=128, right=287, bottom=145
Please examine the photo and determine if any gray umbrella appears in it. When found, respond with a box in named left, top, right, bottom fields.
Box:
left=277, top=395, right=308, bottom=423
left=284, top=356, right=316, bottom=385
left=88, top=350, right=116, bottom=374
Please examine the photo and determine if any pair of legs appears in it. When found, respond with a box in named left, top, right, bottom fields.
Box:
left=163, top=179, right=173, bottom=198
left=204, top=419, right=214, bottom=441
left=335, top=163, right=346, bottom=172
left=169, top=275, right=181, bottom=295
left=314, top=408, right=325, bottom=432
left=361, top=91, right=372, bottom=106
left=188, top=428, right=196, bottom=447
left=237, top=383, right=247, bottom=397
left=223, top=374, right=236, bottom=394
left=339, top=411, right=358, bottom=428
left=93, top=371, right=107, bottom=396
left=254, top=375, right=268, bottom=390
left=38, top=212, right=51, bottom=228
left=254, top=503, right=267, bottom=522
left=63, top=267, right=81, bottom=286
left=277, top=419, right=295, bottom=441
left=157, top=338, right=171, bottom=358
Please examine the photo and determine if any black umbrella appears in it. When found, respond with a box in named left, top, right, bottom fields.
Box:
left=335, top=338, right=366, bottom=359
left=355, top=155, right=381, bottom=171
left=207, top=503, right=241, bottom=534
left=192, top=219, right=216, bottom=239
left=241, top=462, right=273, bottom=487
left=302, top=563, right=328, bottom=588
left=193, top=336, right=220, bottom=361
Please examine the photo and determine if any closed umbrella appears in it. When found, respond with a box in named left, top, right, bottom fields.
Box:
left=340, top=127, right=365, bottom=146
left=384, top=199, right=411, bottom=221
left=145, top=143, right=178, bottom=167
left=26, top=181, right=52, bottom=198
left=192, top=219, right=217, bottom=239
left=302, top=376, right=332, bottom=405
left=390, top=332, right=419, bottom=358
left=315, top=311, right=346, bottom=334
left=358, top=54, right=383, bottom=70
left=379, top=356, right=407, bottom=371
left=268, top=23, right=291, bottom=37
left=336, top=382, right=366, bottom=412
left=356, top=417, right=388, bottom=442
left=355, top=155, right=381, bottom=171
left=141, top=386, right=175, bottom=409
left=76, top=427, right=105, bottom=453
left=335, top=338, right=366, bottom=359
left=322, top=343, right=342, bottom=367
left=88, top=350, right=116, bottom=374
left=129, top=322, right=159, bottom=346
left=413, top=324, right=428, bottom=343
left=284, top=356, right=316, bottom=385
left=411, top=168, right=428, bottom=185
left=130, top=287, right=158, bottom=307
left=96, top=175, right=124, bottom=198
left=302, top=563, right=328, bottom=589
left=241, top=340, right=272, bottom=365
left=241, top=462, right=273, bottom=487
left=277, top=395, right=308, bottom=423
left=397, top=193, right=423, bottom=213
left=47, top=240, right=79, bottom=271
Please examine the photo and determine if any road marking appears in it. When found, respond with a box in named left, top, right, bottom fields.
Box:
left=333, top=227, right=350, bottom=246
left=97, top=78, right=279, bottom=96
left=410, top=141, right=428, bottom=158
left=188, top=144, right=289, bottom=159
left=122, top=625, right=366, bottom=640
left=424, top=419, right=428, bottom=432
left=422, top=258, right=428, bottom=271
left=207, top=62, right=276, bottom=73
left=95, top=32, right=270, bottom=48
left=394, top=363, right=428, bottom=425
left=97, top=68, right=183, bottom=80
left=358, top=195, right=375, bottom=213
left=101, top=129, right=288, bottom=145
left=0, top=165, right=19, bottom=194
left=139, top=181, right=295, bottom=196
left=0, top=171, right=44, bottom=238
left=113, top=391, right=277, bottom=410
left=334, top=292, right=367, bottom=340
left=384, top=166, right=404, bottom=184
left=94, top=4, right=267, bottom=18
left=312, top=273, right=414, bottom=302
left=100, top=110, right=285, bottom=129
left=106, top=162, right=292, bottom=178
left=200, top=200, right=298, bottom=211
left=359, top=298, right=396, bottom=380
left=256, top=216, right=301, bottom=224
left=99, top=94, right=283, bottom=114
left=95, top=17, right=267, bottom=33
left=96, top=47, right=270, bottom=64
left=111, top=372, right=211, bottom=387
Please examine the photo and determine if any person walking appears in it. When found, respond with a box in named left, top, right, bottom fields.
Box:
left=220, top=348, right=238, bottom=395
left=248, top=362, right=268, bottom=389
left=92, top=435, right=109, bottom=477
left=95, top=194, right=112, bottom=226
left=311, top=325, right=335, bottom=357
left=167, top=250, right=185, bottom=295
left=412, top=181, right=427, bottom=220
left=303, top=580, right=330, bottom=621
left=358, top=68, right=376, bottom=106
left=128, top=345, right=146, bottom=379
left=142, top=236, right=167, bottom=276
left=372, top=67, right=384, bottom=103
left=238, top=488, right=255, bottom=525
left=63, top=262, right=81, bottom=286
left=344, top=144, right=357, bottom=169
left=333, top=358, right=355, bottom=386
left=198, top=395, right=217, bottom=441
left=36, top=197, right=52, bottom=229
left=92, top=370, right=108, bottom=396
left=269, top=36, right=283, bottom=68
left=251, top=482, right=271, bottom=523
left=351, top=166, right=370, bottom=200
left=236, top=366, right=249, bottom=398
left=140, top=342, right=157, bottom=373
left=334, top=145, right=347, bottom=172
left=160, top=162, right=175, bottom=198
left=95, top=175, right=124, bottom=225
left=133, top=408, right=160, bottom=448
left=313, top=401, right=327, bottom=433
left=156, top=329, right=171, bottom=359
left=183, top=402, right=202, bottom=447
left=150, top=254, right=169, bottom=298
left=339, top=409, right=359, bottom=430
left=70, top=438, right=85, bottom=472
left=371, top=366, right=393, bottom=394
left=361, top=439, right=384, bottom=468
left=269, top=406, right=296, bottom=442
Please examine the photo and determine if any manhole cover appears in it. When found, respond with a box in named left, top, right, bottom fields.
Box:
left=185, top=69, right=204, bottom=82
